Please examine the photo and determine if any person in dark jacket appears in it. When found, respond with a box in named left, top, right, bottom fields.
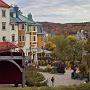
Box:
left=51, top=76, right=55, bottom=86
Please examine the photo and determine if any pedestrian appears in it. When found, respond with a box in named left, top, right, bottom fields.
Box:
left=51, top=76, right=55, bottom=86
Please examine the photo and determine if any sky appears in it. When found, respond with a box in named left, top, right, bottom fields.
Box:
left=4, top=0, right=90, bottom=23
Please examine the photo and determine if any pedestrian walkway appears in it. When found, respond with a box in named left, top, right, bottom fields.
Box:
left=40, top=70, right=85, bottom=86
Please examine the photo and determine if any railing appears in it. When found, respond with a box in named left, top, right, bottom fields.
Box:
left=0, top=52, right=25, bottom=60
left=0, top=52, right=24, bottom=56
left=0, top=56, right=24, bottom=60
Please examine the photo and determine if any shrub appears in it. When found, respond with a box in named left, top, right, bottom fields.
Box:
left=44, top=64, right=52, bottom=72
left=50, top=67, right=58, bottom=74
left=38, top=60, right=49, bottom=66
left=25, top=67, right=47, bottom=87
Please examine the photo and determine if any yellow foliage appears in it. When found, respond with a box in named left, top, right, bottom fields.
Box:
left=45, top=41, right=56, bottom=51
left=67, top=35, right=77, bottom=42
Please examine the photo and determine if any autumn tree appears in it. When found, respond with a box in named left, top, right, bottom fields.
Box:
left=45, top=41, right=56, bottom=51
left=45, top=35, right=85, bottom=68
left=84, top=37, right=90, bottom=81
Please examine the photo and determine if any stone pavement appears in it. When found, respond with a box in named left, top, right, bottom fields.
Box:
left=40, top=70, right=85, bottom=86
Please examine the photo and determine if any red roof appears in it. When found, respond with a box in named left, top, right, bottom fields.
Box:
left=0, top=0, right=10, bottom=8
left=0, top=42, right=18, bottom=51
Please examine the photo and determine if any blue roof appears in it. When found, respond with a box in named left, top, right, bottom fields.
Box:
left=37, top=25, right=44, bottom=34
left=10, top=6, right=44, bottom=35
left=19, top=14, right=41, bottom=26
left=19, top=14, right=34, bottom=24
left=10, top=17, right=24, bottom=23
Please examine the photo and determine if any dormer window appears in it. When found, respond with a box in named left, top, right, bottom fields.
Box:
left=2, top=10, right=6, bottom=17
left=13, top=13, right=16, bottom=18
left=10, top=12, right=14, bottom=17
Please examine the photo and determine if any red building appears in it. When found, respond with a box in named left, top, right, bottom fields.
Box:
left=0, top=42, right=25, bottom=87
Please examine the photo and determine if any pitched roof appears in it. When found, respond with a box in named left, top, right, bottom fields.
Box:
left=0, top=0, right=10, bottom=8
left=10, top=17, right=24, bottom=23
left=19, top=14, right=35, bottom=24
left=19, top=14, right=40, bottom=26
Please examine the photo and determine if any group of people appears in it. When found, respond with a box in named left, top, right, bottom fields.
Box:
left=71, top=68, right=79, bottom=79
left=71, top=66, right=89, bottom=83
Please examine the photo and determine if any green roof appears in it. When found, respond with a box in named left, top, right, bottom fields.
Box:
left=19, top=14, right=39, bottom=25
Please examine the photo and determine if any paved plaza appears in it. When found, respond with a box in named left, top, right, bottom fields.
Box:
left=41, top=70, right=85, bottom=86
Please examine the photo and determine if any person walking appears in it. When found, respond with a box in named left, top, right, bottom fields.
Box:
left=51, top=76, right=55, bottom=86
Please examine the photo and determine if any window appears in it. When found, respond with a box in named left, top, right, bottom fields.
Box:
left=2, top=10, right=6, bottom=17
left=22, top=24, right=24, bottom=29
left=2, top=22, right=6, bottom=30
left=12, top=24, right=15, bottom=30
left=30, top=32, right=32, bottom=35
left=29, top=26, right=31, bottom=31
left=19, top=36, right=22, bottom=41
left=33, top=26, right=36, bottom=31
left=2, top=36, right=6, bottom=41
left=22, top=36, right=25, bottom=41
left=27, top=26, right=31, bottom=31
left=12, top=35, right=15, bottom=42
left=10, top=12, right=13, bottom=17
left=33, top=32, right=36, bottom=35
left=33, top=36, right=36, bottom=41
left=33, top=42, right=36, bottom=44
left=27, top=26, right=29, bottom=31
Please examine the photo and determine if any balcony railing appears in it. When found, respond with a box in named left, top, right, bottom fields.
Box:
left=0, top=56, right=24, bottom=60
left=0, top=52, right=25, bottom=60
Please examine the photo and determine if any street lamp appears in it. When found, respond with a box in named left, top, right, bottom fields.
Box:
left=41, top=46, right=45, bottom=60
left=29, top=46, right=32, bottom=63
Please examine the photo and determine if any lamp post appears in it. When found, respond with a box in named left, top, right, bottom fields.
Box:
left=41, top=46, right=45, bottom=60
left=29, top=46, right=32, bottom=64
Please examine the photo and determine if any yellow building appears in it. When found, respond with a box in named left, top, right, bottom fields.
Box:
left=37, top=25, right=44, bottom=48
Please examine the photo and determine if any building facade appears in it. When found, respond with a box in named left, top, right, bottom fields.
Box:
left=37, top=25, right=44, bottom=48
left=10, top=6, right=39, bottom=63
left=10, top=6, right=25, bottom=47
left=0, top=0, right=10, bottom=42
left=0, top=1, right=44, bottom=63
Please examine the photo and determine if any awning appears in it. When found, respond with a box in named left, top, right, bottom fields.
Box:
left=37, top=48, right=51, bottom=54
left=0, top=42, right=18, bottom=52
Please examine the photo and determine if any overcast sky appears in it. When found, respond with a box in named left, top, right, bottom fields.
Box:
left=4, top=0, right=90, bottom=23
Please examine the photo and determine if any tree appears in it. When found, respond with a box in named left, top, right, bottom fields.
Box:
left=53, top=35, right=82, bottom=63
left=45, top=35, right=84, bottom=68
left=67, top=35, right=83, bottom=64
left=53, top=36, right=70, bottom=61
left=67, top=35, right=77, bottom=42
left=84, top=38, right=90, bottom=81
left=45, top=41, right=56, bottom=51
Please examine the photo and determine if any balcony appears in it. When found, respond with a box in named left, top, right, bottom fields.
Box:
left=0, top=52, right=24, bottom=60
left=0, top=56, right=23, bottom=60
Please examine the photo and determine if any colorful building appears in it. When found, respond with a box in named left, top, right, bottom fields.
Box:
left=10, top=6, right=39, bottom=63
left=0, top=0, right=10, bottom=42
left=0, top=1, right=44, bottom=63
left=19, top=13, right=38, bottom=63
left=10, top=6, right=25, bottom=48
left=37, top=25, right=44, bottom=48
